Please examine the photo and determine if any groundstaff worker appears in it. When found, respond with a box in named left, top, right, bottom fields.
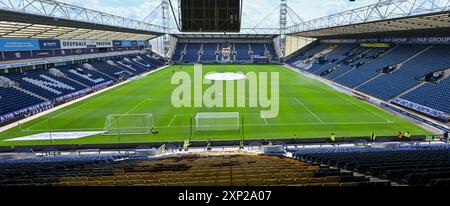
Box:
left=183, top=139, right=190, bottom=151
left=370, top=132, right=376, bottom=142
left=239, top=140, right=245, bottom=150
left=405, top=131, right=412, bottom=141
left=330, top=133, right=336, bottom=146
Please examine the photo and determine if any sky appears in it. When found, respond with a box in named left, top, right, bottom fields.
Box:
left=59, top=0, right=379, bottom=28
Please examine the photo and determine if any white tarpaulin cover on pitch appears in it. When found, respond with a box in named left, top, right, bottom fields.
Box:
left=205, top=73, right=246, bottom=81
left=4, top=131, right=104, bottom=141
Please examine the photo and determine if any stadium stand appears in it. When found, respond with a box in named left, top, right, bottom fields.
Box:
left=308, top=44, right=358, bottom=75
left=0, top=87, right=45, bottom=116
left=234, top=43, right=252, bottom=62
left=200, top=43, right=218, bottom=62
left=0, top=55, right=165, bottom=124
left=322, top=47, right=387, bottom=80
left=265, top=43, right=278, bottom=62
left=172, top=43, right=186, bottom=62
left=172, top=41, right=278, bottom=64
left=250, top=43, right=268, bottom=63
left=288, top=144, right=450, bottom=186
left=140, top=55, right=165, bottom=67
left=55, top=65, right=114, bottom=87
left=287, top=42, right=450, bottom=122
left=89, top=61, right=133, bottom=79
left=335, top=45, right=428, bottom=88
left=0, top=152, right=368, bottom=186
left=182, top=43, right=202, bottom=63
left=357, top=45, right=450, bottom=100
left=399, top=77, right=450, bottom=114
left=5, top=69, right=88, bottom=101
left=287, top=43, right=330, bottom=65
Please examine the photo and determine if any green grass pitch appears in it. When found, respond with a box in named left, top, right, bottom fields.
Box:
left=0, top=64, right=431, bottom=146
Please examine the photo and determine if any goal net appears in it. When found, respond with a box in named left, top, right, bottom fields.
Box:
left=195, top=112, right=240, bottom=132
left=103, top=114, right=153, bottom=135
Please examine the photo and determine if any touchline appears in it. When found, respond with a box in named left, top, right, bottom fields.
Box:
left=171, top=64, right=280, bottom=118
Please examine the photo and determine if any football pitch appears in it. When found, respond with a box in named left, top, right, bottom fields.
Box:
left=0, top=64, right=431, bottom=146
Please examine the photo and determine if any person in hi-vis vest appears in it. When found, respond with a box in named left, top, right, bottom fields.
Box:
left=330, top=133, right=336, bottom=146
left=370, top=132, right=376, bottom=142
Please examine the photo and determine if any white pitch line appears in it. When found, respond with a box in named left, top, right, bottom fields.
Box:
left=23, top=121, right=396, bottom=131
left=294, top=98, right=325, bottom=124
left=167, top=115, right=177, bottom=127
left=155, top=121, right=394, bottom=128
left=24, top=93, right=109, bottom=131
left=124, top=99, right=152, bottom=115
left=261, top=114, right=268, bottom=125
left=340, top=97, right=392, bottom=123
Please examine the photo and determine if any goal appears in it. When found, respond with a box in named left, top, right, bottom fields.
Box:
left=103, top=114, right=153, bottom=135
left=195, top=112, right=240, bottom=132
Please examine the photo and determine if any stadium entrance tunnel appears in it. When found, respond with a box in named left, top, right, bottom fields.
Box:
left=204, top=73, right=246, bottom=81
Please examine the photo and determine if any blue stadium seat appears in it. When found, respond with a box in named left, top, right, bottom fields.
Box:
left=335, top=45, right=427, bottom=88
left=400, top=77, right=450, bottom=114
left=200, top=43, right=218, bottom=62
left=0, top=87, right=44, bottom=116
left=288, top=144, right=450, bottom=186
left=357, top=45, right=450, bottom=100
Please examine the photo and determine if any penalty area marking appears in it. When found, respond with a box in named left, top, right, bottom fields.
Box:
left=167, top=114, right=196, bottom=127
left=155, top=121, right=395, bottom=128
left=294, top=98, right=325, bottom=124
left=9, top=64, right=169, bottom=133
left=124, top=99, right=152, bottom=115
left=24, top=98, right=152, bottom=131
left=167, top=115, right=178, bottom=127
left=261, top=114, right=268, bottom=125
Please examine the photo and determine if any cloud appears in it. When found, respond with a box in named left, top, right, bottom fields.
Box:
left=59, top=0, right=160, bottom=20
left=59, top=0, right=379, bottom=28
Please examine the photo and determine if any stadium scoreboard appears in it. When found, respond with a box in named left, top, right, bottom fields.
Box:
left=180, top=0, right=241, bottom=32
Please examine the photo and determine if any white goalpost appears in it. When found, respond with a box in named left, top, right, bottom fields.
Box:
left=195, top=112, right=240, bottom=132
left=103, top=114, right=154, bottom=135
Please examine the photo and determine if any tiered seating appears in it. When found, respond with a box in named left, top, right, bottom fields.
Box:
left=357, top=45, right=450, bottom=100
left=140, top=55, right=165, bottom=67
left=0, top=55, right=165, bottom=122
left=250, top=43, right=269, bottom=63
left=288, top=144, right=450, bottom=186
left=400, top=77, right=450, bottom=113
left=56, top=65, right=114, bottom=87
left=287, top=43, right=330, bottom=65
left=0, top=87, right=43, bottom=116
left=335, top=45, right=427, bottom=88
left=118, top=59, right=148, bottom=74
left=200, top=43, right=218, bottom=62
left=172, top=43, right=186, bottom=62
left=309, top=44, right=358, bottom=75
left=265, top=43, right=278, bottom=61
left=234, top=43, right=251, bottom=61
left=286, top=42, right=450, bottom=120
left=0, top=152, right=365, bottom=186
left=6, top=69, right=86, bottom=100
left=250, top=43, right=266, bottom=55
left=323, top=47, right=386, bottom=80
left=89, top=62, right=132, bottom=79
left=183, top=43, right=201, bottom=63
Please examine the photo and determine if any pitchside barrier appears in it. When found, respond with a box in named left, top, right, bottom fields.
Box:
left=0, top=135, right=430, bottom=152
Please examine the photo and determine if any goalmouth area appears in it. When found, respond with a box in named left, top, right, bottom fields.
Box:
left=0, top=64, right=435, bottom=147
